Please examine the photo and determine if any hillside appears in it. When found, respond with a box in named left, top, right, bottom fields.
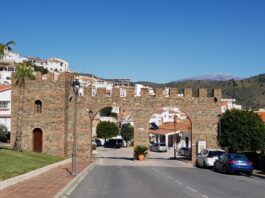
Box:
left=135, top=74, right=265, bottom=110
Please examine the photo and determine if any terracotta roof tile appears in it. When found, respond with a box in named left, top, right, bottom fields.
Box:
left=257, top=112, right=265, bottom=123
left=149, top=120, right=191, bottom=135
left=0, top=85, right=11, bottom=92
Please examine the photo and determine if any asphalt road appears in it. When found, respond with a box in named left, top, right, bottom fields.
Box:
left=70, top=148, right=265, bottom=198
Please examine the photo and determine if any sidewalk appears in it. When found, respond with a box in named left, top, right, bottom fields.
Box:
left=0, top=159, right=94, bottom=198
left=253, top=169, right=265, bottom=179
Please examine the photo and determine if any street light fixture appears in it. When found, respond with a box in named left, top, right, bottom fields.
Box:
left=88, top=109, right=93, bottom=156
left=71, top=79, right=80, bottom=176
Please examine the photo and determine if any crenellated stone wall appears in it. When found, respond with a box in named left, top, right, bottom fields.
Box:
left=11, top=72, right=222, bottom=162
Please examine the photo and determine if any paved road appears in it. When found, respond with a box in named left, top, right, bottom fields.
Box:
left=70, top=148, right=265, bottom=198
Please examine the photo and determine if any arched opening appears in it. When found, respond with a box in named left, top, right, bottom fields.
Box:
left=149, top=106, right=192, bottom=160
left=33, top=128, right=43, bottom=152
left=90, top=106, right=134, bottom=158
left=34, top=100, right=42, bottom=114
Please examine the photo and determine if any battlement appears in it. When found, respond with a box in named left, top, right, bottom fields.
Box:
left=33, top=72, right=74, bottom=82
left=83, top=87, right=222, bottom=99
left=18, top=72, right=222, bottom=99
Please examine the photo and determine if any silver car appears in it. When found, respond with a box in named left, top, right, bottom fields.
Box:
left=150, top=143, right=167, bottom=152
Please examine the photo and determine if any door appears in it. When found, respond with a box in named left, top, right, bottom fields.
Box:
left=33, top=129, right=43, bottom=152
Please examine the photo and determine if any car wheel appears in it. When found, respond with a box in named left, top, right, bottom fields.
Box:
left=222, top=165, right=227, bottom=174
left=213, top=164, right=217, bottom=172
left=196, top=160, right=200, bottom=168
left=246, top=171, right=252, bottom=176
left=203, top=161, right=207, bottom=169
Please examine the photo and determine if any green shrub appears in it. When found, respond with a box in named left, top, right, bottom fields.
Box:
left=0, top=125, right=7, bottom=142
left=134, top=145, right=148, bottom=156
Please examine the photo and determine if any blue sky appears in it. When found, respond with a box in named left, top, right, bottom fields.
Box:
left=1, top=0, right=265, bottom=83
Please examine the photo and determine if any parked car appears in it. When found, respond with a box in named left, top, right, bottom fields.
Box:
left=178, top=147, right=191, bottom=157
left=196, top=149, right=225, bottom=168
left=150, top=143, right=167, bottom=152
left=214, top=153, right=253, bottom=176
left=92, top=139, right=102, bottom=147
left=104, top=139, right=123, bottom=148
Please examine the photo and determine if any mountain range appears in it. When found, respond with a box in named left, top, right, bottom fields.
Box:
left=135, top=73, right=265, bottom=111
left=172, top=73, right=242, bottom=82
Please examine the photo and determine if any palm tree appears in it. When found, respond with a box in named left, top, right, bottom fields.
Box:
left=13, top=61, right=35, bottom=151
left=0, top=40, right=16, bottom=59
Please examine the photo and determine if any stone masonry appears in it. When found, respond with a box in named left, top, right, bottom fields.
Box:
left=11, top=72, right=222, bottom=162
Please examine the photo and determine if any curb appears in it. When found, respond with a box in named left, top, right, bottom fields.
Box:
left=0, top=158, right=71, bottom=191
left=252, top=171, right=265, bottom=179
left=54, top=158, right=98, bottom=198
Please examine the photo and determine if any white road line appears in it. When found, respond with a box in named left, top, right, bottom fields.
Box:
left=174, top=180, right=183, bottom=185
left=185, top=185, right=197, bottom=193
left=201, top=194, right=209, bottom=198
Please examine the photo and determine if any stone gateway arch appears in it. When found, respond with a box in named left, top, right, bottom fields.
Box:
left=11, top=72, right=222, bottom=162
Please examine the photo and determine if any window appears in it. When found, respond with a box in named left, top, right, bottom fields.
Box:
left=35, top=100, right=42, bottom=114
left=0, top=101, right=8, bottom=109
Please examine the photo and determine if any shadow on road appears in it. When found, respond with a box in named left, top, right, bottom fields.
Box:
left=99, top=156, right=134, bottom=161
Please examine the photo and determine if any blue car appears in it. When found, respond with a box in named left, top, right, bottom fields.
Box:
left=213, top=153, right=253, bottom=176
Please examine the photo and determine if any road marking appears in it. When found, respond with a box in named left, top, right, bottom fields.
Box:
left=174, top=180, right=183, bottom=185
left=185, top=185, right=197, bottom=193
left=201, top=194, right=209, bottom=198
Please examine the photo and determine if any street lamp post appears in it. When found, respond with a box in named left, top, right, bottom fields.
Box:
left=88, top=109, right=93, bottom=156
left=218, top=114, right=222, bottom=141
left=173, top=115, right=177, bottom=159
left=72, top=79, right=80, bottom=176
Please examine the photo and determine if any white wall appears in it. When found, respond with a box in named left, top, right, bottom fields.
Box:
left=0, top=89, right=11, bottom=131
left=33, top=58, right=69, bottom=72
left=3, top=49, right=27, bottom=63
left=0, top=71, right=12, bottom=85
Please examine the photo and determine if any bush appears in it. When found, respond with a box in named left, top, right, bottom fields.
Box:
left=120, top=123, right=134, bottom=146
left=0, top=125, right=8, bottom=142
left=219, top=109, right=265, bottom=152
left=96, top=121, right=119, bottom=141
left=134, top=145, right=148, bottom=156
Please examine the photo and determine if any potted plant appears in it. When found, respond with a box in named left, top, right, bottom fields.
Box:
left=134, top=145, right=148, bottom=161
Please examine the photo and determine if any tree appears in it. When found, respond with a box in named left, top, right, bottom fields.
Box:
left=0, top=124, right=8, bottom=143
left=33, top=65, right=49, bottom=74
left=120, top=123, right=134, bottom=146
left=13, top=62, right=35, bottom=151
left=0, top=40, right=16, bottom=59
left=96, top=121, right=119, bottom=141
left=219, top=109, right=265, bottom=152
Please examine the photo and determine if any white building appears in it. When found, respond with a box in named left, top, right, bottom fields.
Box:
left=29, top=57, right=69, bottom=72
left=0, top=85, right=11, bottom=133
left=221, top=98, right=242, bottom=113
left=0, top=61, right=16, bottom=85
left=0, top=48, right=27, bottom=85
left=2, top=48, right=28, bottom=63
left=135, top=84, right=155, bottom=96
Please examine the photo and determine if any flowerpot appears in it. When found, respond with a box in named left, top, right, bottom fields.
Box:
left=138, top=154, right=145, bottom=161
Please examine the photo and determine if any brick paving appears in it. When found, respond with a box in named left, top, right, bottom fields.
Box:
left=0, top=160, right=94, bottom=198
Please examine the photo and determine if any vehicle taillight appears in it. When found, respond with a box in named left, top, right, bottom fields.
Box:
left=247, top=161, right=253, bottom=166
left=228, top=160, right=236, bottom=164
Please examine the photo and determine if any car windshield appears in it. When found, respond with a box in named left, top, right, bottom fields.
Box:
left=159, top=143, right=166, bottom=146
left=181, top=147, right=187, bottom=150
left=228, top=154, right=248, bottom=160
left=208, top=151, right=224, bottom=157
